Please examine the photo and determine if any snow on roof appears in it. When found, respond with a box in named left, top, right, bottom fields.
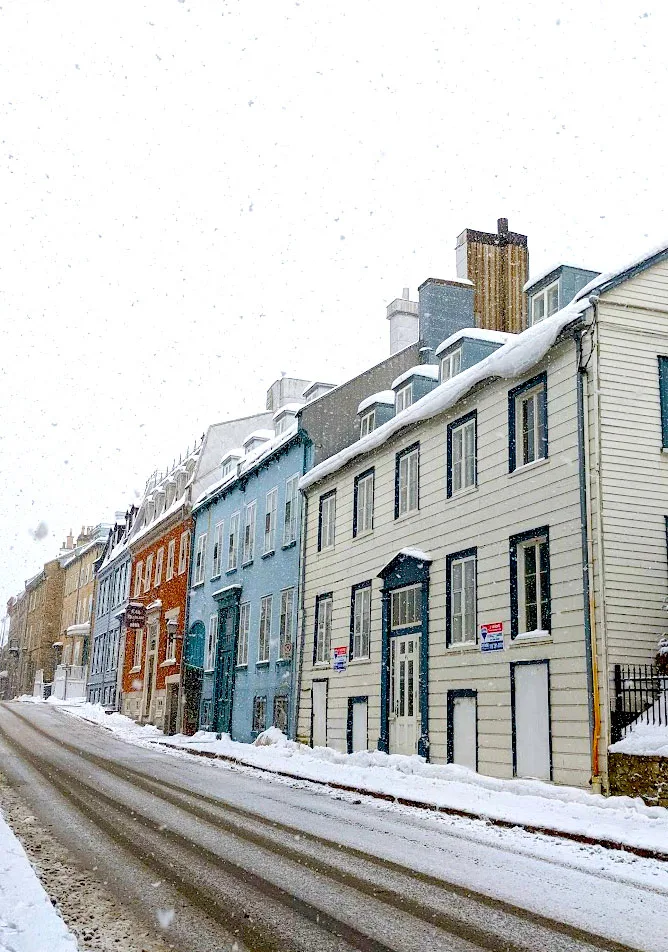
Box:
left=523, top=263, right=601, bottom=293
left=221, top=447, right=244, bottom=463
left=243, top=428, right=275, bottom=446
left=391, top=365, right=440, bottom=390
left=435, top=328, right=515, bottom=357
left=357, top=390, right=396, bottom=415
left=399, top=547, right=433, bottom=562
left=300, top=296, right=590, bottom=493
left=272, top=403, right=303, bottom=420
left=575, top=239, right=668, bottom=301
left=66, top=622, right=90, bottom=635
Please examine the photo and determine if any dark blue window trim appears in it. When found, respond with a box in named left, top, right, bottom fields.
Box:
left=352, top=468, right=375, bottom=539
left=509, top=526, right=551, bottom=639
left=446, top=689, right=478, bottom=769
left=659, top=357, right=668, bottom=449
left=508, top=371, right=548, bottom=473
left=317, top=490, right=336, bottom=552
left=394, top=442, right=420, bottom=519
left=445, top=547, right=478, bottom=647
left=446, top=410, right=477, bottom=498
left=349, top=580, right=372, bottom=658
left=312, top=591, right=333, bottom=664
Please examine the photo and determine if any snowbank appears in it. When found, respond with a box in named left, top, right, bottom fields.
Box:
left=0, top=810, right=77, bottom=952
left=609, top=691, right=668, bottom=757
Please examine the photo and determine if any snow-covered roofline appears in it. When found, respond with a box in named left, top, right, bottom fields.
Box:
left=575, top=239, right=668, bottom=302
left=357, top=390, right=395, bottom=415
left=522, top=263, right=598, bottom=293
left=300, top=297, right=589, bottom=493
left=391, top=365, right=440, bottom=390
left=272, top=403, right=303, bottom=420
left=435, top=328, right=515, bottom=358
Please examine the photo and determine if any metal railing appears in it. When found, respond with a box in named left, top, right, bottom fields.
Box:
left=611, top=663, right=668, bottom=743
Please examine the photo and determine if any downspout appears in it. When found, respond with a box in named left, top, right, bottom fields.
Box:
left=576, top=311, right=602, bottom=792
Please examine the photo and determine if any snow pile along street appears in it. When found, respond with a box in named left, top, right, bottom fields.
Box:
left=39, top=698, right=668, bottom=858
left=0, top=808, right=78, bottom=952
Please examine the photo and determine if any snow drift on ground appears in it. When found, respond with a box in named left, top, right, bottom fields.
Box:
left=609, top=690, right=668, bottom=756
left=0, top=809, right=77, bottom=952
left=34, top=697, right=668, bottom=856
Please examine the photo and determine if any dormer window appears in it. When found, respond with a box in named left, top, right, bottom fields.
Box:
left=275, top=413, right=296, bottom=435
left=396, top=383, right=413, bottom=413
left=176, top=472, right=186, bottom=497
left=165, top=481, right=176, bottom=510
left=360, top=410, right=375, bottom=437
left=154, top=491, right=165, bottom=518
left=440, top=347, right=462, bottom=383
left=531, top=281, right=559, bottom=325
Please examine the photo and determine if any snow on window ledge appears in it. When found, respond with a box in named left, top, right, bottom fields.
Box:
left=512, top=629, right=551, bottom=645
left=509, top=457, right=549, bottom=477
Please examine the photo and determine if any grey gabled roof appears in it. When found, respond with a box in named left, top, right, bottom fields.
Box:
left=576, top=242, right=668, bottom=302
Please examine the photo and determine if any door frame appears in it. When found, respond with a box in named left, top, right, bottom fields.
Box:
left=347, top=695, right=368, bottom=754
left=510, top=659, right=553, bottom=780
left=310, top=678, right=328, bottom=748
left=447, top=689, right=478, bottom=770
left=212, top=585, right=242, bottom=736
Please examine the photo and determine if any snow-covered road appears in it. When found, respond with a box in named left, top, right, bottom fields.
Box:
left=1, top=700, right=667, bottom=952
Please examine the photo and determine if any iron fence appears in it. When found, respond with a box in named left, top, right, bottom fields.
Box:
left=611, top=663, right=668, bottom=743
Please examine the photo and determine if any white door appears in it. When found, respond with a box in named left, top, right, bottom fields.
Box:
left=389, top=634, right=420, bottom=755
left=351, top=699, right=368, bottom=752
left=514, top=662, right=551, bottom=780
left=312, top=681, right=327, bottom=748
left=451, top=695, right=477, bottom=771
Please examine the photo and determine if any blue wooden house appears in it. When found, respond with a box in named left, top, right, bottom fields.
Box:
left=184, top=409, right=308, bottom=742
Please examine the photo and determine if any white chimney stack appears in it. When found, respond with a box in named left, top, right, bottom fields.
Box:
left=386, top=289, right=419, bottom=356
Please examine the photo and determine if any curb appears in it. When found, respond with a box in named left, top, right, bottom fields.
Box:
left=154, top=740, right=668, bottom=864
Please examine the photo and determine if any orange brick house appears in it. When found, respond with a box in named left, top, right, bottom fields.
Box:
left=121, top=447, right=199, bottom=732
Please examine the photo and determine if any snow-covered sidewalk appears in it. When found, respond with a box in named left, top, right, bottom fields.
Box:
left=0, top=807, right=77, bottom=952
left=25, top=696, right=668, bottom=859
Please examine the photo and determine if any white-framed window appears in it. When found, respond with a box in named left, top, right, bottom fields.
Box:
left=133, top=561, right=143, bottom=598
left=258, top=594, right=272, bottom=663
left=395, top=444, right=419, bottom=517
left=391, top=584, right=422, bottom=629
left=154, top=547, right=164, bottom=588
left=513, top=532, right=550, bottom=636
left=242, top=500, right=256, bottom=564
left=449, top=414, right=476, bottom=495
left=283, top=474, right=299, bottom=546
left=395, top=383, right=413, bottom=413
left=510, top=375, right=548, bottom=470
left=211, top=522, right=224, bottom=578
left=264, top=488, right=278, bottom=554
left=279, top=587, right=295, bottom=660
left=351, top=583, right=371, bottom=659
left=194, top=532, right=207, bottom=585
left=531, top=281, right=559, bottom=325
left=237, top=601, right=250, bottom=666
left=318, top=491, right=336, bottom=551
left=360, top=409, right=375, bottom=437
left=252, top=696, right=267, bottom=733
left=314, top=593, right=332, bottom=665
left=166, top=539, right=176, bottom=581
left=178, top=530, right=190, bottom=575
left=132, top=629, right=143, bottom=669
left=143, top=554, right=153, bottom=593
left=228, top=512, right=240, bottom=570
left=448, top=552, right=476, bottom=646
left=440, top=347, right=462, bottom=382
left=205, top=614, right=217, bottom=671
left=165, top=622, right=177, bottom=662
left=354, top=469, right=374, bottom=537
left=273, top=695, right=288, bottom=733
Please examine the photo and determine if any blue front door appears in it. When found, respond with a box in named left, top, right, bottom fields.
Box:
left=214, top=603, right=238, bottom=735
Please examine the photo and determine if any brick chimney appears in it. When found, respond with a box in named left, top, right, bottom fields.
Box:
left=455, top=218, right=529, bottom=333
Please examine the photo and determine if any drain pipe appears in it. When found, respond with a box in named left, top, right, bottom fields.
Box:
left=576, top=310, right=603, bottom=793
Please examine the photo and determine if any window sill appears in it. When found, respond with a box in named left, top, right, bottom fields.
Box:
left=394, top=508, right=419, bottom=522
left=160, top=658, right=177, bottom=667
left=282, top=540, right=297, bottom=551
left=448, top=485, right=478, bottom=501
left=353, top=529, right=373, bottom=541
left=225, top=568, right=238, bottom=576
left=446, top=641, right=478, bottom=653
left=261, top=550, right=275, bottom=560
left=210, top=573, right=222, bottom=582
left=317, top=546, right=335, bottom=555
left=511, top=630, right=552, bottom=647
left=235, top=664, right=248, bottom=670
left=313, top=661, right=330, bottom=669
left=276, top=657, right=292, bottom=664
left=256, top=660, right=270, bottom=668
left=509, top=457, right=549, bottom=477
left=191, top=581, right=205, bottom=589
left=349, top=656, right=371, bottom=665
left=241, top=559, right=254, bottom=569
left=129, top=665, right=141, bottom=674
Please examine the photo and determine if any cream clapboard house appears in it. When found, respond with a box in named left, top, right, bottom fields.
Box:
left=296, top=244, right=668, bottom=791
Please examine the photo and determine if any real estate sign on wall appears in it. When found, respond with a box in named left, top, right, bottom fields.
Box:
left=480, top=622, right=503, bottom=652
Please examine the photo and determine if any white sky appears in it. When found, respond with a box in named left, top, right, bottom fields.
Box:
left=1, top=0, right=666, bottom=610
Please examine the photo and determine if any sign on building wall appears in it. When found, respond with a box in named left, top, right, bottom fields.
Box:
left=480, top=622, right=503, bottom=652
left=333, top=645, right=348, bottom=671
left=126, top=603, right=146, bottom=630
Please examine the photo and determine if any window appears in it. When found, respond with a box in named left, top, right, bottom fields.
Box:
left=237, top=601, right=250, bottom=666
left=134, top=561, right=143, bottom=597
left=165, top=621, right=177, bottom=662
left=447, top=549, right=477, bottom=646
left=222, top=458, right=238, bottom=478
left=242, top=501, right=256, bottom=564
left=194, top=533, right=207, bottom=585
left=132, top=629, right=143, bottom=669
left=273, top=695, right=288, bottom=733
left=659, top=357, right=668, bottom=449
left=252, top=696, right=267, bottom=733
left=440, top=347, right=462, bottom=382
left=258, top=594, right=272, bottom=662
left=395, top=443, right=419, bottom=518
left=154, top=547, right=164, bottom=588
left=391, top=584, right=422, bottom=629
left=264, top=488, right=278, bottom=554
left=350, top=582, right=371, bottom=659
left=360, top=409, right=375, bottom=437
left=353, top=469, right=374, bottom=538
left=531, top=281, right=559, bottom=325
left=318, top=491, right=336, bottom=550
left=314, top=593, right=333, bottom=664
left=228, top=512, right=240, bottom=570
left=395, top=383, right=413, bottom=413
left=178, top=530, right=190, bottom=575
left=279, top=588, right=295, bottom=660
left=508, top=373, right=548, bottom=472
left=143, top=554, right=153, bottom=593
left=166, top=540, right=176, bottom=581
left=283, top=474, right=299, bottom=546
left=510, top=528, right=551, bottom=638
left=447, top=412, right=477, bottom=496
left=205, top=614, right=217, bottom=670
left=211, top=522, right=224, bottom=578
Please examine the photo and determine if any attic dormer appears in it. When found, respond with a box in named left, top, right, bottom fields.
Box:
left=435, top=328, right=514, bottom=383
left=164, top=478, right=176, bottom=510
left=174, top=467, right=187, bottom=498
left=273, top=403, right=301, bottom=436
left=357, top=391, right=395, bottom=438
left=243, top=429, right=274, bottom=455
left=154, top=489, right=166, bottom=518
left=221, top=449, right=243, bottom=479
left=390, top=365, right=440, bottom=414
left=525, top=264, right=600, bottom=327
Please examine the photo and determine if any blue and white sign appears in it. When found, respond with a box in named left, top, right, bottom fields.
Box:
left=480, top=622, right=504, bottom=652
